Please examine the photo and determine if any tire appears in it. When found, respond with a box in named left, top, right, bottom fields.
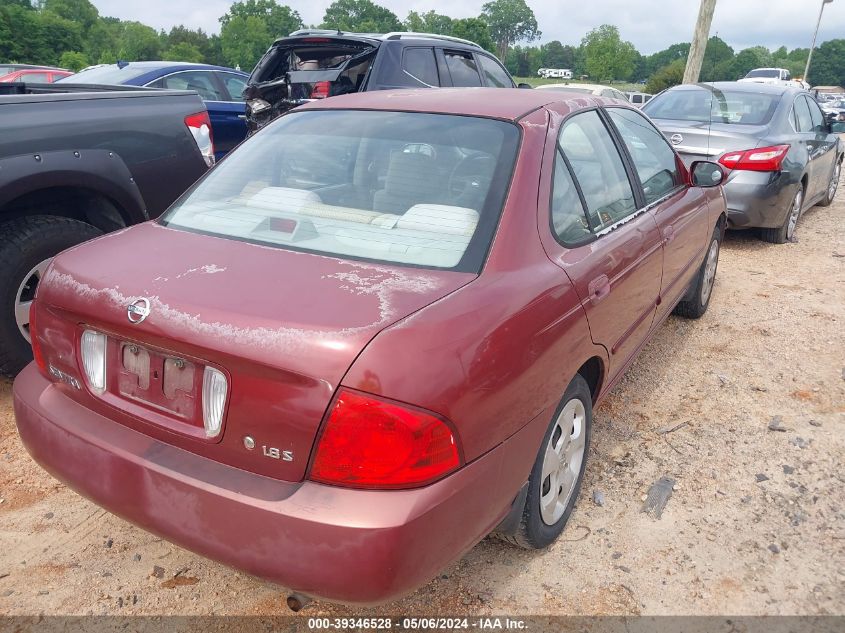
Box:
left=498, top=374, right=592, bottom=549
left=674, top=224, right=721, bottom=319
left=0, top=215, right=102, bottom=376
left=761, top=183, right=803, bottom=244
left=817, top=158, right=841, bottom=207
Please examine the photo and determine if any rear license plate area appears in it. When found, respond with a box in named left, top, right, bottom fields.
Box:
left=117, top=342, right=200, bottom=420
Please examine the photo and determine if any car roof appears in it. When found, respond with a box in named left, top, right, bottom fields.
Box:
left=296, top=87, right=613, bottom=121
left=83, top=61, right=244, bottom=73
left=670, top=81, right=800, bottom=95
left=273, top=30, right=482, bottom=50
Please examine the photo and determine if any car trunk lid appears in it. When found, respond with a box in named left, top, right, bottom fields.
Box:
left=36, top=222, right=474, bottom=482
left=653, top=118, right=767, bottom=167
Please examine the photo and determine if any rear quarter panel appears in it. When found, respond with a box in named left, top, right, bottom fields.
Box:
left=0, top=92, right=208, bottom=218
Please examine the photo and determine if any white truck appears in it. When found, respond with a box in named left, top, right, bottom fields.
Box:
left=738, top=68, right=808, bottom=89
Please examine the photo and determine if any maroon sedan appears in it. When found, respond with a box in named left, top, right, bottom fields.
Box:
left=13, top=88, right=727, bottom=605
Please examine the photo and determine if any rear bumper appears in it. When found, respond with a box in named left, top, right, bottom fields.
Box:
left=722, top=170, right=798, bottom=229
left=13, top=364, right=524, bottom=605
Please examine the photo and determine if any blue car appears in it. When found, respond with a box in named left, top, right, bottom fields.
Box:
left=58, top=62, right=249, bottom=159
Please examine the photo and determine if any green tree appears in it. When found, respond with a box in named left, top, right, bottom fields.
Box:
left=163, top=41, right=204, bottom=63
left=646, top=58, right=685, bottom=94
left=219, top=0, right=303, bottom=39
left=644, top=42, right=689, bottom=77
left=404, top=10, right=451, bottom=34
left=450, top=17, right=494, bottom=53
left=700, top=36, right=733, bottom=81
left=58, top=50, right=88, bottom=70
left=220, top=14, right=270, bottom=70
left=542, top=40, right=575, bottom=69
left=731, top=47, right=769, bottom=79
left=118, top=21, right=161, bottom=60
left=83, top=17, right=121, bottom=65
left=321, top=0, right=402, bottom=33
left=43, top=0, right=97, bottom=33
left=581, top=24, right=636, bottom=81
left=808, top=39, right=845, bottom=87
left=480, top=0, right=539, bottom=61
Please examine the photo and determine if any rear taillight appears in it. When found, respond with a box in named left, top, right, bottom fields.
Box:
left=719, top=144, right=790, bottom=172
left=309, top=389, right=461, bottom=489
left=311, top=81, right=330, bottom=99
left=30, top=303, right=47, bottom=374
left=80, top=329, right=107, bottom=393
left=201, top=367, right=227, bottom=438
left=185, top=111, right=215, bottom=167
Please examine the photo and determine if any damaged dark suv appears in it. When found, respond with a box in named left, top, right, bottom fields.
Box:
left=243, top=30, right=518, bottom=132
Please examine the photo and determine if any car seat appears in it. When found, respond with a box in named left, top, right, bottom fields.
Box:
left=372, top=152, right=441, bottom=214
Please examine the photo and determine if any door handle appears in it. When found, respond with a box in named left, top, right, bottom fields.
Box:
left=588, top=275, right=611, bottom=304
left=237, top=114, right=246, bottom=119
left=662, top=224, right=675, bottom=244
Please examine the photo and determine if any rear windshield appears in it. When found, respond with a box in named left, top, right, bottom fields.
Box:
left=644, top=87, right=780, bottom=125
left=161, top=110, right=520, bottom=272
left=55, top=65, right=152, bottom=84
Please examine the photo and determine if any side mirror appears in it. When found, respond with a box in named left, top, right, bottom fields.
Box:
left=832, top=122, right=845, bottom=134
left=690, top=161, right=725, bottom=188
left=517, top=83, right=533, bottom=89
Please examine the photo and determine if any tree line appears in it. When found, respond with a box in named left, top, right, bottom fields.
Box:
left=1, top=0, right=844, bottom=90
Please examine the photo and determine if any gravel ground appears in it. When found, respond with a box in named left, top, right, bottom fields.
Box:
left=0, top=173, right=843, bottom=618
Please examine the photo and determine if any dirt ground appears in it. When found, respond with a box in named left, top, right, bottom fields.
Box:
left=0, top=173, right=843, bottom=619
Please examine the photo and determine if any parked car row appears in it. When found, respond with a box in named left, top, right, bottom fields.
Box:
left=2, top=30, right=844, bottom=608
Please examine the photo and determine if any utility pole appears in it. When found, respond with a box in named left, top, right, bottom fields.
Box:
left=804, top=0, right=834, bottom=83
left=683, top=0, right=718, bottom=84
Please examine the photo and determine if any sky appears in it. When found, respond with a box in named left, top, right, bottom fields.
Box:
left=90, top=0, right=845, bottom=55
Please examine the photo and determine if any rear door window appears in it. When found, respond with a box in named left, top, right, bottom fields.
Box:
left=150, top=71, right=226, bottom=101
left=550, top=151, right=593, bottom=245
left=403, top=47, right=439, bottom=86
left=444, top=51, right=482, bottom=87
left=607, top=108, right=682, bottom=204
left=805, top=95, right=825, bottom=131
left=219, top=72, right=248, bottom=101
left=794, top=96, right=814, bottom=132
left=477, top=55, right=512, bottom=88
left=558, top=110, right=637, bottom=231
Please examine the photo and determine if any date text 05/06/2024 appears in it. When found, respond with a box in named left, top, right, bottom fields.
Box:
left=307, top=617, right=528, bottom=630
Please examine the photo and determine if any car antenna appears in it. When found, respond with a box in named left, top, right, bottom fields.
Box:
left=117, top=60, right=129, bottom=69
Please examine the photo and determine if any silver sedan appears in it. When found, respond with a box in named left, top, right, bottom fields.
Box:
left=643, top=82, right=843, bottom=243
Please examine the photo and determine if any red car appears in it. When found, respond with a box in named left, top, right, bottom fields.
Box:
left=0, top=68, right=73, bottom=83
left=13, top=88, right=727, bottom=605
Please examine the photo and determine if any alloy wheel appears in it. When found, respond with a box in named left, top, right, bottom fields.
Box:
left=15, top=259, right=50, bottom=343
left=786, top=189, right=802, bottom=241
left=540, top=398, right=587, bottom=525
left=830, top=162, right=841, bottom=202
left=700, top=237, right=719, bottom=306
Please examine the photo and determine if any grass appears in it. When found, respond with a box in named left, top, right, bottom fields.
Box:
left=513, top=76, right=645, bottom=92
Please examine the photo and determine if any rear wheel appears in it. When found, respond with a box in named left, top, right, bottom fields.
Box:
left=498, top=374, right=592, bottom=549
left=0, top=216, right=102, bottom=376
left=674, top=224, right=721, bottom=319
left=761, top=183, right=803, bottom=244
left=818, top=159, right=841, bottom=207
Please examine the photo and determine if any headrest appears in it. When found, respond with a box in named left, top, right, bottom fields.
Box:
left=397, top=204, right=479, bottom=236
